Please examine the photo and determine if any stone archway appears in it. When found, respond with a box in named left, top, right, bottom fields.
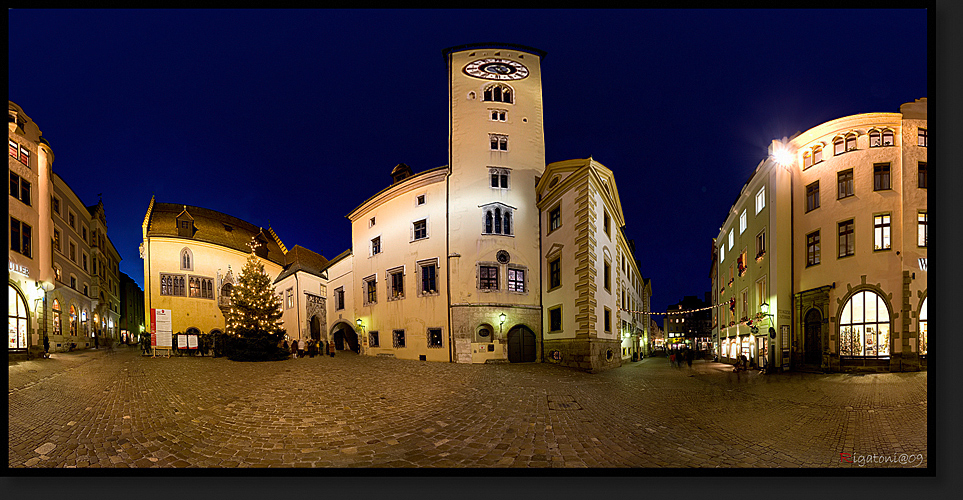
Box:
left=330, top=321, right=359, bottom=353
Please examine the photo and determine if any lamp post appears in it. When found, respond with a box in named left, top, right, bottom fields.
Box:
left=499, top=313, right=506, bottom=338
left=760, top=301, right=775, bottom=373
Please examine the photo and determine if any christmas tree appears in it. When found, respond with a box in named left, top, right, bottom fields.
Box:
left=225, top=250, right=287, bottom=361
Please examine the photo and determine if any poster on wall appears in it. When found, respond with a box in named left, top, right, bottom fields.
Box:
left=178, top=334, right=188, bottom=349
left=187, top=334, right=198, bottom=349
left=150, top=309, right=173, bottom=348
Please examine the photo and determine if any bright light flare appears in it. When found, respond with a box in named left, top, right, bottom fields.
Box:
left=771, top=147, right=793, bottom=166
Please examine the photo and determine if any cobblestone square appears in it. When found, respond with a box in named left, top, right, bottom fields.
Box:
left=8, top=346, right=927, bottom=469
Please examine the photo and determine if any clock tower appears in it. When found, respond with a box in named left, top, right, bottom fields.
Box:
left=443, top=43, right=547, bottom=363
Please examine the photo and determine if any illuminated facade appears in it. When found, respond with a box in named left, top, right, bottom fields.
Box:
left=713, top=98, right=927, bottom=372
left=274, top=245, right=329, bottom=349
left=327, top=44, right=649, bottom=372
left=141, top=199, right=288, bottom=339
left=9, top=101, right=121, bottom=358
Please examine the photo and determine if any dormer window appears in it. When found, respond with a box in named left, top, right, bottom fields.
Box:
left=176, top=209, right=195, bottom=238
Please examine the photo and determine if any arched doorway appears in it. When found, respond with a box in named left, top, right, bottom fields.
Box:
left=331, top=322, right=359, bottom=353
left=310, top=315, right=321, bottom=341
left=804, top=308, right=822, bottom=365
left=507, top=325, right=536, bottom=363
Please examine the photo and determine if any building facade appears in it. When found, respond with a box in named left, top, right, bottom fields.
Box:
left=712, top=98, right=927, bottom=372
left=274, top=245, right=329, bottom=350
left=119, top=271, right=145, bottom=344
left=665, top=294, right=712, bottom=354
left=141, top=198, right=288, bottom=339
left=9, top=101, right=122, bottom=358
left=325, top=44, right=650, bottom=372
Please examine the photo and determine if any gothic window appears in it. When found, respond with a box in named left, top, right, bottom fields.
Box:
left=483, top=84, right=513, bottom=104
left=489, top=134, right=508, bottom=151
left=490, top=168, right=510, bottom=189
left=180, top=248, right=193, bottom=270
left=481, top=203, right=514, bottom=236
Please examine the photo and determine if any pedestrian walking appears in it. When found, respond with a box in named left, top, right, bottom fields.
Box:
left=686, top=347, right=694, bottom=368
left=291, top=339, right=298, bottom=358
left=43, top=333, right=50, bottom=359
left=297, top=341, right=305, bottom=359
left=669, top=351, right=676, bottom=367
left=328, top=341, right=336, bottom=357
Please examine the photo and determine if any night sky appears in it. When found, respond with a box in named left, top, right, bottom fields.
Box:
left=8, top=9, right=928, bottom=326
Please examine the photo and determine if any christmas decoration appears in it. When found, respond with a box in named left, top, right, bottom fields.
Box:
left=224, top=250, right=288, bottom=361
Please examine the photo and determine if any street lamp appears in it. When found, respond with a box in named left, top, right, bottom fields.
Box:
left=499, top=313, right=507, bottom=337
left=759, top=302, right=776, bottom=373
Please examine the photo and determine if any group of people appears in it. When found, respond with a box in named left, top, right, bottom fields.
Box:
left=282, top=338, right=335, bottom=358
left=668, top=346, right=695, bottom=368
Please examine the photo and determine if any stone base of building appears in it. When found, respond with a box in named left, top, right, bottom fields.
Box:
left=823, top=353, right=923, bottom=373
left=543, top=338, right=622, bottom=373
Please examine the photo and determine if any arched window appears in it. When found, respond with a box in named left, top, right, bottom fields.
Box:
left=180, top=248, right=193, bottom=271
left=482, top=204, right=514, bottom=236
left=494, top=207, right=502, bottom=234
left=70, top=305, right=77, bottom=336
left=483, top=84, right=513, bottom=104
left=882, top=129, right=894, bottom=146
left=485, top=211, right=494, bottom=234
left=869, top=129, right=882, bottom=147
left=8, top=285, right=29, bottom=349
left=82, top=309, right=89, bottom=335
left=845, top=133, right=857, bottom=152
left=52, top=299, right=62, bottom=336
left=839, top=290, right=890, bottom=357
left=813, top=145, right=823, bottom=163
left=918, top=297, right=927, bottom=356
left=175, top=276, right=185, bottom=296
left=190, top=277, right=200, bottom=297
left=503, top=211, right=512, bottom=235
left=833, top=136, right=845, bottom=155
left=803, top=151, right=812, bottom=169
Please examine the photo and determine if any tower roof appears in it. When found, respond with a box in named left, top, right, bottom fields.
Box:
left=442, top=42, right=546, bottom=60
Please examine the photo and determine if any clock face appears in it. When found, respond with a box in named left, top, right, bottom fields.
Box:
left=464, top=58, right=529, bottom=80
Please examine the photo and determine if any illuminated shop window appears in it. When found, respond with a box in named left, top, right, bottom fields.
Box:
left=839, top=290, right=890, bottom=358
left=9, top=285, right=29, bottom=349
left=918, top=298, right=927, bottom=356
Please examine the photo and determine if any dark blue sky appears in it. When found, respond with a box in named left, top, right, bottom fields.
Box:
left=8, top=9, right=927, bottom=325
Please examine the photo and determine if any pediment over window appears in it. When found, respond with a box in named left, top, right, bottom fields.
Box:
left=545, top=243, right=564, bottom=260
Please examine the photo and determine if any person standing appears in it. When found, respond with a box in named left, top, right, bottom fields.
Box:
left=43, top=333, right=50, bottom=359
left=291, top=339, right=298, bottom=359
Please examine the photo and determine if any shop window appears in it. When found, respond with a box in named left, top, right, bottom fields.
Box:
left=839, top=290, right=890, bottom=357
left=9, top=286, right=29, bottom=349
left=52, top=299, right=62, bottom=336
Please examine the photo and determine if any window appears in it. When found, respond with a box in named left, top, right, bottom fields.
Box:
left=738, top=248, right=747, bottom=276
left=371, top=236, right=381, bottom=256
left=483, top=84, right=513, bottom=104
left=720, top=243, right=725, bottom=263
left=82, top=226, right=87, bottom=243
left=918, top=162, right=927, bottom=189
left=739, top=210, right=747, bottom=234
left=52, top=299, right=61, bottom=336
left=190, top=277, right=202, bottom=297
left=9, top=172, right=31, bottom=205
left=838, top=219, right=855, bottom=258
left=18, top=145, right=30, bottom=166
left=603, top=211, right=611, bottom=237
left=839, top=290, right=890, bottom=358
left=549, top=305, right=562, bottom=332
left=8, top=140, right=18, bottom=159
left=845, top=133, right=857, bottom=152
left=177, top=218, right=193, bottom=237
left=412, top=219, right=428, bottom=241
left=806, top=181, right=820, bottom=212
left=9, top=217, right=31, bottom=258
left=728, top=229, right=734, bottom=251
left=756, top=229, right=766, bottom=259
left=918, top=211, right=927, bottom=247
left=755, top=277, right=767, bottom=314
left=489, top=134, right=508, bottom=151
left=69, top=305, right=77, bottom=336
left=874, top=214, right=891, bottom=251
left=741, top=289, right=749, bottom=321
left=489, top=108, right=507, bottom=121
left=388, top=268, right=405, bottom=300
left=369, top=217, right=376, bottom=228
left=873, top=163, right=891, bottom=191
left=82, top=253, right=88, bottom=272
left=549, top=205, right=561, bottom=232
left=335, top=287, right=345, bottom=310
left=604, top=260, right=611, bottom=292
left=54, top=265, right=62, bottom=282
left=69, top=212, right=75, bottom=230
left=490, top=168, right=510, bottom=189
left=833, top=136, right=845, bottom=155
left=807, top=230, right=821, bottom=267
left=918, top=298, right=928, bottom=356
left=604, top=307, right=611, bottom=333
left=416, top=194, right=426, bottom=205
left=869, top=129, right=881, bottom=147
left=479, top=265, right=498, bottom=290
left=202, top=278, right=214, bottom=299
left=81, top=309, right=88, bottom=336
left=420, top=261, right=438, bottom=295
left=755, top=187, right=766, bottom=214
left=69, top=242, right=76, bottom=263
left=286, top=288, right=294, bottom=309
left=837, top=169, right=854, bottom=199
left=364, top=276, right=377, bottom=305
left=918, top=128, right=927, bottom=147
left=52, top=196, right=60, bottom=215
left=549, top=257, right=561, bottom=289
left=813, top=145, right=823, bottom=164
left=160, top=274, right=186, bottom=296
left=180, top=248, right=193, bottom=270
left=803, top=151, right=812, bottom=169
left=369, top=331, right=380, bottom=348
left=70, top=275, right=77, bottom=289
left=507, top=268, right=525, bottom=293
left=482, top=204, right=513, bottom=236
left=393, top=329, right=406, bottom=348
left=83, top=284, right=88, bottom=296
left=428, top=328, right=443, bottom=348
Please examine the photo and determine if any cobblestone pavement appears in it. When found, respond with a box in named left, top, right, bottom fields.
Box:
left=8, top=346, right=927, bottom=469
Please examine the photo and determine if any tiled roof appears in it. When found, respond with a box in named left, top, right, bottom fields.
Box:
left=274, top=245, right=328, bottom=283
left=145, top=202, right=286, bottom=265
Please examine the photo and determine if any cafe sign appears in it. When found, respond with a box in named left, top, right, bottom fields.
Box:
left=9, top=260, right=30, bottom=277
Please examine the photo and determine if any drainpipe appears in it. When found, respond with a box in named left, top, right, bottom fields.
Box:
left=446, top=51, right=454, bottom=364
left=294, top=272, right=302, bottom=344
